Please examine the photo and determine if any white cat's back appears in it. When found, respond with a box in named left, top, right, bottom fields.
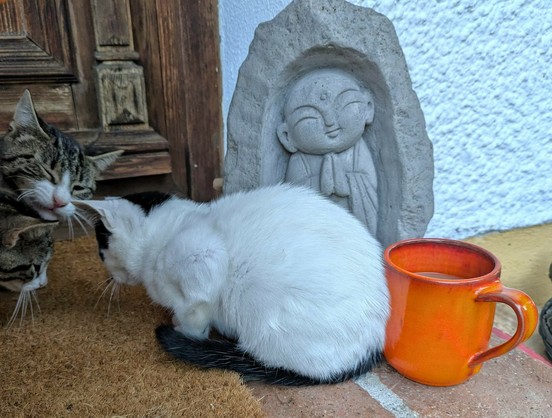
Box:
left=209, top=184, right=381, bottom=283
left=203, top=185, right=388, bottom=378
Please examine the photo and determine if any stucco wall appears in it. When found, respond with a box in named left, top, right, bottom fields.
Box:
left=219, top=0, right=552, bottom=239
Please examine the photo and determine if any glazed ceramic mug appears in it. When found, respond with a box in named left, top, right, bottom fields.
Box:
left=384, top=238, right=538, bottom=386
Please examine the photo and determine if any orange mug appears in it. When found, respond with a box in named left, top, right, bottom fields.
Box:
left=384, top=238, right=538, bottom=386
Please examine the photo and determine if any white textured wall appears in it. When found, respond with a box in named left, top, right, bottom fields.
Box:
left=219, top=0, right=552, bottom=239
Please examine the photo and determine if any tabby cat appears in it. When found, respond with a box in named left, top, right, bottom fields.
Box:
left=0, top=90, right=121, bottom=324
left=0, top=90, right=122, bottom=221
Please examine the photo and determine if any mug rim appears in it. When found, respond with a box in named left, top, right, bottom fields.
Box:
left=384, top=237, right=501, bottom=284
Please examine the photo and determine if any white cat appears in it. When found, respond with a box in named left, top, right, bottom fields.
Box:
left=77, top=184, right=389, bottom=385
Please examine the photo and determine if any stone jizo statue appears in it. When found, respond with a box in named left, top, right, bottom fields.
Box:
left=277, top=69, right=378, bottom=234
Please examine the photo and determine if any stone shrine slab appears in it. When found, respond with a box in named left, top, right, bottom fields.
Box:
left=223, top=0, right=434, bottom=247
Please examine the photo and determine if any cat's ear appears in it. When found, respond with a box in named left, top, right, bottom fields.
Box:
left=73, top=199, right=110, bottom=225
left=87, top=150, right=124, bottom=173
left=11, top=89, right=47, bottom=136
left=73, top=199, right=119, bottom=231
left=2, top=217, right=57, bottom=249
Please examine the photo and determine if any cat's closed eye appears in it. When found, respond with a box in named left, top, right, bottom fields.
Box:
left=42, top=169, right=56, bottom=183
left=72, top=185, right=88, bottom=192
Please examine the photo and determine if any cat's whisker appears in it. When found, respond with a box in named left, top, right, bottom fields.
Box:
left=6, top=292, right=25, bottom=329
left=66, top=217, right=74, bottom=240
left=11, top=177, right=38, bottom=196
left=33, top=188, right=51, bottom=204
left=16, top=188, right=36, bottom=201
left=107, top=281, right=120, bottom=316
left=75, top=208, right=98, bottom=228
left=27, top=290, right=36, bottom=327
left=18, top=292, right=28, bottom=327
left=95, top=278, right=122, bottom=316
left=73, top=210, right=91, bottom=236
left=6, top=289, right=39, bottom=329
left=24, top=290, right=37, bottom=326
left=94, top=279, right=114, bottom=309
left=106, top=284, right=113, bottom=317
left=30, top=289, right=41, bottom=314
left=93, top=277, right=113, bottom=295
left=115, top=283, right=122, bottom=312
left=116, top=282, right=122, bottom=310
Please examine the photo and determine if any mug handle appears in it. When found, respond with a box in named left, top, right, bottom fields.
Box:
left=469, top=284, right=538, bottom=367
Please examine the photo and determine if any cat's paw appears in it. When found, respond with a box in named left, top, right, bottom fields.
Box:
left=172, top=307, right=211, bottom=340
left=174, top=323, right=210, bottom=340
left=23, top=273, right=47, bottom=291
left=37, top=270, right=48, bottom=287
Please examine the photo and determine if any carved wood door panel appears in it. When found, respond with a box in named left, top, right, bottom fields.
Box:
left=0, top=0, right=222, bottom=201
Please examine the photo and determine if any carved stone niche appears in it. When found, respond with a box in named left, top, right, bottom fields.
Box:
left=223, top=0, right=434, bottom=247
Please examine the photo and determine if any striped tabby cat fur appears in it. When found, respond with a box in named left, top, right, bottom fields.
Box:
left=0, top=90, right=121, bottom=324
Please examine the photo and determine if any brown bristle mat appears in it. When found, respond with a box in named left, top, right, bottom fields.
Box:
left=0, top=236, right=263, bottom=417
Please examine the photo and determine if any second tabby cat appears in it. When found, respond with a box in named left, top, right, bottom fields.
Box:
left=0, top=194, right=57, bottom=326
left=0, top=194, right=57, bottom=292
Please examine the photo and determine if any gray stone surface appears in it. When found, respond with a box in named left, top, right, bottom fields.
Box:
left=223, top=0, right=434, bottom=247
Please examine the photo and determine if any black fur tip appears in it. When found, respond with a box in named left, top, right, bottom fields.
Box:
left=155, top=324, right=177, bottom=349
left=152, top=324, right=382, bottom=386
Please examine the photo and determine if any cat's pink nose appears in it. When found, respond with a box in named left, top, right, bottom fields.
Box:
left=53, top=196, right=68, bottom=209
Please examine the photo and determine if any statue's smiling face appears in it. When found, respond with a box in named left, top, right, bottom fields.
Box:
left=281, top=70, right=374, bottom=155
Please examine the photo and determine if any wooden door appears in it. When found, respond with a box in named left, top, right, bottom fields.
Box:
left=0, top=0, right=222, bottom=202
